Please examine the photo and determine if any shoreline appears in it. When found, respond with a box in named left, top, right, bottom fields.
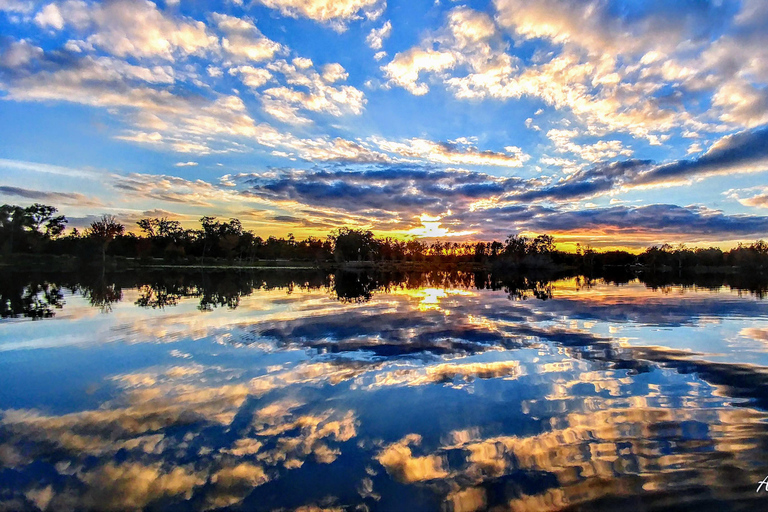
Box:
left=0, top=253, right=763, bottom=275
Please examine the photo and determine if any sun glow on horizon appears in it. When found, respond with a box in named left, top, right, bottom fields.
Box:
left=406, top=214, right=476, bottom=239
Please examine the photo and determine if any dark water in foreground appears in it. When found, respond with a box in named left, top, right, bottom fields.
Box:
left=2, top=270, right=768, bottom=511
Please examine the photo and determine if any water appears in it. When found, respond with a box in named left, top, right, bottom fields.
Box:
left=1, top=269, right=768, bottom=511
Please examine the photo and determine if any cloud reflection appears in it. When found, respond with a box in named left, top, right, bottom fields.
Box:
left=2, top=272, right=768, bottom=510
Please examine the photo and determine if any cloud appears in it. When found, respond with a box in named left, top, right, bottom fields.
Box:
left=33, top=2, right=63, bottom=29
left=509, top=125, right=768, bottom=203
left=0, top=0, right=33, bottom=14
left=39, top=0, right=218, bottom=60
left=7, top=123, right=764, bottom=243
left=0, top=185, right=102, bottom=206
left=0, top=33, right=369, bottom=155
left=229, top=65, right=273, bottom=88
left=238, top=166, right=525, bottom=218
left=254, top=0, right=385, bottom=31
left=445, top=202, right=768, bottom=245
left=726, top=186, right=768, bottom=209
left=634, top=124, right=768, bottom=186
left=366, top=20, right=391, bottom=51
left=492, top=0, right=726, bottom=57
left=0, top=39, right=42, bottom=68
left=260, top=59, right=365, bottom=124
left=546, top=128, right=633, bottom=163
left=381, top=2, right=768, bottom=145
left=382, top=48, right=456, bottom=95
left=225, top=157, right=768, bottom=241
left=213, top=13, right=284, bottom=63
left=110, top=172, right=243, bottom=207
left=0, top=44, right=288, bottom=155
left=532, top=204, right=768, bottom=238
left=511, top=160, right=651, bottom=202
left=369, top=136, right=529, bottom=167
left=267, top=135, right=392, bottom=163
left=0, top=158, right=97, bottom=179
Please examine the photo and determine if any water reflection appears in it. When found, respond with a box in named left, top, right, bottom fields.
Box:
left=0, top=274, right=64, bottom=319
left=2, top=269, right=767, bottom=318
left=0, top=373, right=358, bottom=511
left=1, top=270, right=768, bottom=510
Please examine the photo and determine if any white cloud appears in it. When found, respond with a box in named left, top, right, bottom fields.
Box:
left=0, top=0, right=33, bottom=14
left=42, top=0, right=218, bottom=60
left=382, top=5, right=719, bottom=143
left=321, top=62, right=347, bottom=83
left=213, top=13, right=284, bottom=63
left=0, top=39, right=42, bottom=68
left=261, top=59, right=365, bottom=124
left=726, top=186, right=768, bottom=209
left=369, top=136, right=530, bottom=167
left=230, top=65, right=272, bottom=89
left=711, top=80, right=768, bottom=128
left=383, top=48, right=456, bottom=95
left=206, top=65, right=223, bottom=77
left=366, top=20, right=391, bottom=51
left=254, top=0, right=385, bottom=31
left=546, top=128, right=633, bottom=163
left=34, top=3, right=64, bottom=29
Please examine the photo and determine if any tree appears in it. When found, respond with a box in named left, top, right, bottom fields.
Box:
left=137, top=217, right=186, bottom=259
left=218, top=219, right=243, bottom=258
left=26, top=204, right=67, bottom=238
left=489, top=241, right=504, bottom=258
left=136, top=218, right=158, bottom=238
left=474, top=241, right=487, bottom=262
left=88, top=215, right=125, bottom=265
left=45, top=214, right=68, bottom=239
left=331, top=228, right=377, bottom=262
left=200, top=216, right=218, bottom=261
left=504, top=234, right=529, bottom=260
left=530, top=234, right=555, bottom=255
left=0, top=204, right=31, bottom=253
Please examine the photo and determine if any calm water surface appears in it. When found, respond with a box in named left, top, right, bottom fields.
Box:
left=2, top=270, right=768, bottom=511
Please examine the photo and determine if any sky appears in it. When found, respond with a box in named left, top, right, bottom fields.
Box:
left=1, top=0, right=768, bottom=249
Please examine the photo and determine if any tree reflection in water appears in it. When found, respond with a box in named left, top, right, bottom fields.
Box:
left=0, top=273, right=64, bottom=319
left=2, top=269, right=766, bottom=317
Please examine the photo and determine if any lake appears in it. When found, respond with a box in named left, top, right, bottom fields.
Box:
left=2, top=269, right=768, bottom=511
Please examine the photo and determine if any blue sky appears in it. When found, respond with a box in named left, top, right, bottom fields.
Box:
left=1, top=0, right=767, bottom=248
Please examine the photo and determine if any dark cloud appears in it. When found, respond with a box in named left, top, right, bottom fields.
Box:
left=270, top=215, right=336, bottom=229
left=636, top=125, right=768, bottom=184
left=444, top=203, right=768, bottom=243
left=232, top=156, right=768, bottom=241
left=0, top=185, right=101, bottom=206
left=236, top=126, right=768, bottom=236
left=512, top=160, right=651, bottom=202
left=530, top=204, right=768, bottom=236
left=513, top=126, right=768, bottom=204
left=238, top=166, right=525, bottom=216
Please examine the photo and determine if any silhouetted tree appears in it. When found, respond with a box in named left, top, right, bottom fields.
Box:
left=331, top=228, right=377, bottom=262
left=88, top=215, right=125, bottom=266
left=26, top=204, right=67, bottom=238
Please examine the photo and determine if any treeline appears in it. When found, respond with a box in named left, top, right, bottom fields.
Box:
left=2, top=203, right=768, bottom=270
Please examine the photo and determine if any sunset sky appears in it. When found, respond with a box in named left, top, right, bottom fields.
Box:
left=1, top=0, right=768, bottom=249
